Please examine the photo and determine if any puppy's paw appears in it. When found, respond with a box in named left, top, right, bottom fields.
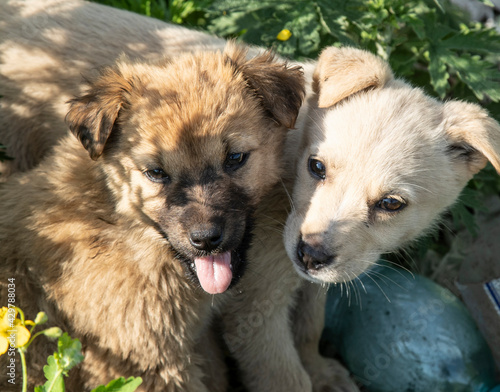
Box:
left=308, top=357, right=359, bottom=392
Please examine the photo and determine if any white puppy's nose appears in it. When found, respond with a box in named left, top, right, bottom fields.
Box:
left=296, top=238, right=335, bottom=271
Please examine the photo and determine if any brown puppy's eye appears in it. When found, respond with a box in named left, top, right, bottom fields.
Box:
left=376, top=197, right=406, bottom=212
left=144, top=168, right=170, bottom=184
left=308, top=157, right=326, bottom=180
left=225, top=152, right=248, bottom=172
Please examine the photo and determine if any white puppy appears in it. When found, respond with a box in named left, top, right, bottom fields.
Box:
left=284, top=46, right=500, bottom=285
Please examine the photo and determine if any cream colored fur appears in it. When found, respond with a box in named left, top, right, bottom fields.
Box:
left=284, top=46, right=500, bottom=285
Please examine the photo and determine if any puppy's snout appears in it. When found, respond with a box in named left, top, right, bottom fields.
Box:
left=189, top=224, right=223, bottom=252
left=296, top=239, right=335, bottom=271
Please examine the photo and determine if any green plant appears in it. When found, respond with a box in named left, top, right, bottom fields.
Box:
left=91, top=0, right=168, bottom=19
left=0, top=306, right=142, bottom=392
left=90, top=0, right=212, bottom=25
left=204, top=0, right=500, bottom=103
left=33, top=333, right=84, bottom=392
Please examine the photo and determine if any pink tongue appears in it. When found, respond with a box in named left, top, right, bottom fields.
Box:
left=194, top=251, right=233, bottom=294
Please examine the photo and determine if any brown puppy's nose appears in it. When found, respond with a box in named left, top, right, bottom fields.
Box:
left=296, top=239, right=335, bottom=271
left=189, top=225, right=223, bottom=251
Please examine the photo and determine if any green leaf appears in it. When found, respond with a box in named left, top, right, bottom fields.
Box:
left=459, top=186, right=488, bottom=211
left=316, top=0, right=361, bottom=45
left=36, top=355, right=65, bottom=392
left=447, top=53, right=500, bottom=102
left=90, top=377, right=143, bottom=392
left=206, top=10, right=247, bottom=37
left=167, top=0, right=212, bottom=25
left=402, top=12, right=426, bottom=40
left=440, top=26, right=500, bottom=53
left=431, top=0, right=444, bottom=12
left=56, top=333, right=84, bottom=373
left=428, top=47, right=451, bottom=98
left=472, top=162, right=500, bottom=196
left=290, top=5, right=321, bottom=55
left=450, top=202, right=478, bottom=236
left=476, top=0, right=494, bottom=6
left=35, top=334, right=85, bottom=392
left=35, top=333, right=83, bottom=392
left=427, top=38, right=500, bottom=102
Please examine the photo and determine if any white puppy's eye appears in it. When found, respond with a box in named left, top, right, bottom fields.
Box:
left=376, top=196, right=407, bottom=212
left=308, top=157, right=326, bottom=180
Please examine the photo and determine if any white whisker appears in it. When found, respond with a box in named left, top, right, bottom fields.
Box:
left=368, top=269, right=410, bottom=291
left=374, top=259, right=415, bottom=280
left=362, top=271, right=391, bottom=303
left=345, top=270, right=361, bottom=307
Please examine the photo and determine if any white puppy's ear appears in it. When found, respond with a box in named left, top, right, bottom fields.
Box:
left=443, top=101, right=500, bottom=176
left=313, top=46, right=393, bottom=108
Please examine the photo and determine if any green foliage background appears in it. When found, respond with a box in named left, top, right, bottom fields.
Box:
left=72, top=0, right=500, bottom=269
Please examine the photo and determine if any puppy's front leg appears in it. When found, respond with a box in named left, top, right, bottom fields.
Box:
left=293, top=283, right=359, bottom=392
left=221, top=267, right=312, bottom=392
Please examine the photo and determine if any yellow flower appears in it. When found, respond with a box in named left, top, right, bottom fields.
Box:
left=0, top=307, right=31, bottom=355
left=277, top=29, right=292, bottom=41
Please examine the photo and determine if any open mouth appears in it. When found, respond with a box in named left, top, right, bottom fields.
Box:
left=166, top=214, right=254, bottom=295
left=178, top=245, right=248, bottom=295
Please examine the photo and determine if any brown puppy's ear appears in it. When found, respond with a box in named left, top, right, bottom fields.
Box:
left=225, top=42, right=305, bottom=129
left=66, top=66, right=134, bottom=160
left=313, top=46, right=393, bottom=108
left=443, top=100, right=500, bottom=176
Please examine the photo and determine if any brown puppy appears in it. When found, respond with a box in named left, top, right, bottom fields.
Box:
left=0, top=36, right=304, bottom=392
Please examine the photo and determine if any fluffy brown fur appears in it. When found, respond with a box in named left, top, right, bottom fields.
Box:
left=0, top=8, right=306, bottom=390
